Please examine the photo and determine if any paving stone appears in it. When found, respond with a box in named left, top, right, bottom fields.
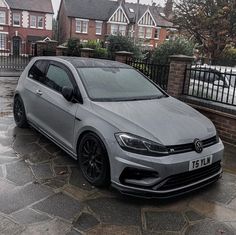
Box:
left=6, top=161, right=35, bottom=185
left=184, top=210, right=205, bottom=222
left=73, top=213, right=99, bottom=231
left=38, top=135, right=50, bottom=145
left=30, top=163, right=54, bottom=180
left=0, top=183, right=53, bottom=214
left=11, top=208, right=51, bottom=224
left=86, top=197, right=141, bottom=226
left=21, top=218, right=72, bottom=235
left=185, top=219, right=235, bottom=235
left=0, top=214, right=24, bottom=235
left=13, top=134, right=38, bottom=146
left=12, top=126, right=38, bottom=137
left=13, top=142, right=41, bottom=156
left=24, top=149, right=55, bottom=164
left=199, top=178, right=236, bottom=204
left=0, top=136, right=13, bottom=146
left=0, top=150, right=17, bottom=158
left=53, top=153, right=77, bottom=166
left=0, top=157, right=18, bottom=165
left=145, top=211, right=187, bottom=232
left=70, top=167, right=95, bottom=191
left=54, top=166, right=69, bottom=176
left=43, top=178, right=67, bottom=189
left=44, top=143, right=62, bottom=154
left=66, top=229, right=82, bottom=235
left=87, top=225, right=142, bottom=235
left=33, top=192, right=83, bottom=221
left=0, top=166, right=3, bottom=177
left=0, top=178, right=16, bottom=193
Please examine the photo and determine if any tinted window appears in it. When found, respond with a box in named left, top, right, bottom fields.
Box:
left=78, top=68, right=165, bottom=101
left=28, top=60, right=48, bottom=82
left=45, top=64, right=73, bottom=93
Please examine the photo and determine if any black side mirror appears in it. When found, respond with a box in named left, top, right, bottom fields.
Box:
left=62, top=86, right=74, bottom=102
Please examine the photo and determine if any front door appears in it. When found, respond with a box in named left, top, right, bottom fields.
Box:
left=12, top=36, right=21, bottom=56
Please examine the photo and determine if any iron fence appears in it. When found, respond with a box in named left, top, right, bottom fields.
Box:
left=126, top=59, right=169, bottom=90
left=183, top=65, right=236, bottom=106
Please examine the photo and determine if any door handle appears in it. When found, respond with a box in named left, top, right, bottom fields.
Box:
left=36, top=89, right=43, bottom=96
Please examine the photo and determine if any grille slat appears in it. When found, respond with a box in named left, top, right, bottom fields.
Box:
left=157, top=161, right=221, bottom=191
left=167, top=136, right=218, bottom=155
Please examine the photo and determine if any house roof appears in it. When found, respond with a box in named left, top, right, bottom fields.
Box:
left=6, top=0, right=54, bottom=14
left=62, top=0, right=173, bottom=27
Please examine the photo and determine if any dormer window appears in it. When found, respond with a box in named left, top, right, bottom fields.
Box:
left=13, top=13, right=21, bottom=26
left=0, top=11, right=6, bottom=25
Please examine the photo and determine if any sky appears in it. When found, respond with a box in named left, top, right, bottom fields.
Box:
left=52, top=0, right=166, bottom=16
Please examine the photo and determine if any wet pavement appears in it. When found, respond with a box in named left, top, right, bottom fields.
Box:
left=0, top=76, right=236, bottom=235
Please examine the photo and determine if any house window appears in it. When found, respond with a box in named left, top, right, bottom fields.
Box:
left=110, top=24, right=126, bottom=36
left=0, top=33, right=6, bottom=49
left=138, top=27, right=145, bottom=38
left=146, top=28, right=152, bottom=38
left=154, top=28, right=161, bottom=39
left=96, top=21, right=102, bottom=35
left=38, top=16, right=44, bottom=28
left=0, top=11, right=6, bottom=25
left=30, top=15, right=37, bottom=28
left=13, top=13, right=21, bottom=26
left=76, top=19, right=88, bottom=33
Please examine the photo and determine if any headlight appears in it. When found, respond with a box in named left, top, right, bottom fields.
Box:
left=115, top=133, right=169, bottom=156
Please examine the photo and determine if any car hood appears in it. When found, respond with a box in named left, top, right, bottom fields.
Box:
left=91, top=97, right=216, bottom=145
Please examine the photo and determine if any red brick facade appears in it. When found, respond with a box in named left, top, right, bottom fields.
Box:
left=0, top=1, right=53, bottom=56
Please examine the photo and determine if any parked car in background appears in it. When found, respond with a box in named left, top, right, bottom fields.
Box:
left=13, top=57, right=224, bottom=198
left=188, top=65, right=236, bottom=105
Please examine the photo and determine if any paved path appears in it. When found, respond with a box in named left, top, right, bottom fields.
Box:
left=0, top=76, right=236, bottom=235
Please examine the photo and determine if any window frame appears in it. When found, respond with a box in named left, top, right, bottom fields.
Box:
left=0, top=33, right=6, bottom=50
left=0, top=11, right=6, bottom=25
left=138, top=26, right=145, bottom=38
left=30, top=15, right=37, bottom=28
left=76, top=19, right=89, bottom=34
left=37, top=16, right=44, bottom=29
left=13, top=13, right=21, bottom=27
left=95, top=21, right=102, bottom=35
left=154, top=27, right=161, bottom=39
left=145, top=27, right=152, bottom=39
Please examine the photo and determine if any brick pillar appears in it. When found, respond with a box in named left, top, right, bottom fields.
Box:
left=115, top=51, right=133, bottom=64
left=81, top=48, right=94, bottom=58
left=56, top=45, right=68, bottom=56
left=167, top=55, right=194, bottom=98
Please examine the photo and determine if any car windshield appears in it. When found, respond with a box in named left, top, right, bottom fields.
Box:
left=77, top=67, right=166, bottom=101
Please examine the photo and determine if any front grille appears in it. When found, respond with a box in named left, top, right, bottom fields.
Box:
left=157, top=161, right=221, bottom=191
left=167, top=135, right=219, bottom=155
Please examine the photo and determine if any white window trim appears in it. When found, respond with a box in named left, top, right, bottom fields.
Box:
left=0, top=11, right=6, bottom=25
left=30, top=15, right=37, bottom=28
left=108, top=5, right=129, bottom=24
left=13, top=13, right=21, bottom=27
left=75, top=19, right=88, bottom=34
left=145, top=27, right=153, bottom=39
left=0, top=33, right=7, bottom=50
left=138, top=8, right=156, bottom=27
left=38, top=16, right=44, bottom=29
left=95, top=21, right=102, bottom=35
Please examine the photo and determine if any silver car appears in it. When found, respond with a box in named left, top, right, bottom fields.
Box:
left=14, top=57, right=224, bottom=198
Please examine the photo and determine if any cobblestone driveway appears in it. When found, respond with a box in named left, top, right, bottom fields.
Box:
left=0, top=76, right=236, bottom=235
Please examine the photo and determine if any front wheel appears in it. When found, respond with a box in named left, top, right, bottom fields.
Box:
left=13, top=96, right=28, bottom=128
left=78, top=133, right=110, bottom=187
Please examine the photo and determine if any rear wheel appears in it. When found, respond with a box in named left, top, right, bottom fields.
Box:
left=13, top=96, right=28, bottom=128
left=78, top=133, right=110, bottom=187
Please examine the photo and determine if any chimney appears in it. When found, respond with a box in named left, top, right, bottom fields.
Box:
left=164, top=0, right=173, bottom=18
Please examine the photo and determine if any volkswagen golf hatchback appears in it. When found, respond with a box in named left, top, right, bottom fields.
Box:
left=13, top=57, right=224, bottom=198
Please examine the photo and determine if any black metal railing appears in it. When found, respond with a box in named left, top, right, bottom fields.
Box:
left=126, top=59, right=170, bottom=91
left=0, top=34, right=32, bottom=71
left=183, top=65, right=236, bottom=106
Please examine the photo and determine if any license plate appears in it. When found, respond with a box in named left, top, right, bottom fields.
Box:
left=189, top=155, right=213, bottom=171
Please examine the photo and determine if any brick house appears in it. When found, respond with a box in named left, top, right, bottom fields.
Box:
left=58, top=0, right=176, bottom=49
left=0, top=0, right=53, bottom=56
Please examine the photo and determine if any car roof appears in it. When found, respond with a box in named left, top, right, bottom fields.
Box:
left=36, top=56, right=132, bottom=69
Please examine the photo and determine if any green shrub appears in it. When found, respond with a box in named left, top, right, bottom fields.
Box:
left=107, top=35, right=142, bottom=59
left=94, top=47, right=108, bottom=58
left=152, top=37, right=194, bottom=64
left=66, top=38, right=82, bottom=56
left=83, top=40, right=101, bottom=49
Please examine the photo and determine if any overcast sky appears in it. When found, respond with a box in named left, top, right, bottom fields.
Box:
left=52, top=0, right=166, bottom=16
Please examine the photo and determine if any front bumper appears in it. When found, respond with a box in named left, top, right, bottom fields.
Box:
left=109, top=139, right=224, bottom=198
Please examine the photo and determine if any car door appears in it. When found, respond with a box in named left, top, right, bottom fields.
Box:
left=32, top=61, right=79, bottom=151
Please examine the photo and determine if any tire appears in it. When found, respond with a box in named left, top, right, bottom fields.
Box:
left=13, top=96, right=28, bottom=128
left=78, top=132, right=110, bottom=187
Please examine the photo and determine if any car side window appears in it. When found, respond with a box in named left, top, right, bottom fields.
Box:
left=28, top=60, right=48, bottom=83
left=45, top=64, right=74, bottom=93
